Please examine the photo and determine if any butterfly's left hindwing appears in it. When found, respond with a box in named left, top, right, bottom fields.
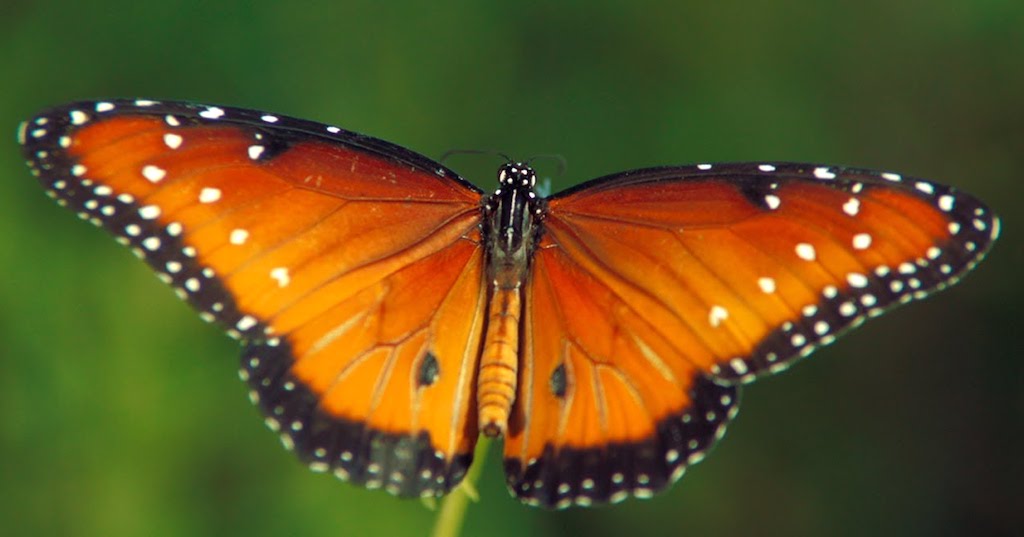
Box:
left=20, top=99, right=488, bottom=498
left=505, top=239, right=739, bottom=508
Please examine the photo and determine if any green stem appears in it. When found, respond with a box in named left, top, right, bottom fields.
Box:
left=430, top=438, right=492, bottom=537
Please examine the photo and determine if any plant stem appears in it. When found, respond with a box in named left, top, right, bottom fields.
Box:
left=430, top=438, right=492, bottom=537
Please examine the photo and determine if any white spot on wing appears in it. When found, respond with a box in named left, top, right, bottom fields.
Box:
left=199, top=187, right=222, bottom=203
left=142, top=165, right=166, bottom=183
left=813, top=167, right=836, bottom=179
left=270, top=267, right=290, bottom=287
left=229, top=228, right=249, bottom=245
left=938, top=195, right=954, bottom=212
left=70, top=110, right=88, bottom=125
left=199, top=107, right=225, bottom=119
left=248, top=145, right=265, bottom=160
left=236, top=316, right=258, bottom=331
left=758, top=277, right=776, bottom=294
left=843, top=197, right=860, bottom=216
left=852, top=233, right=872, bottom=250
left=139, top=205, right=161, bottom=219
left=839, top=301, right=857, bottom=316
left=795, top=242, right=817, bottom=261
left=708, top=305, right=729, bottom=327
left=164, top=133, right=183, bottom=149
left=847, top=272, right=869, bottom=288
left=764, top=194, right=780, bottom=209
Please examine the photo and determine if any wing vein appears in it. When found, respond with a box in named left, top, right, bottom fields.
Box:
left=545, top=221, right=721, bottom=365
left=440, top=250, right=486, bottom=455
left=253, top=209, right=478, bottom=331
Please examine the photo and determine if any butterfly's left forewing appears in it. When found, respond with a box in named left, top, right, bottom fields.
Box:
left=21, top=100, right=488, bottom=497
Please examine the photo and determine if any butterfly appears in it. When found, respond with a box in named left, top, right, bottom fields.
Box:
left=19, top=99, right=999, bottom=509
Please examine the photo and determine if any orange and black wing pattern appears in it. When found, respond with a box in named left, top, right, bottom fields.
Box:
left=21, top=100, right=1000, bottom=510
left=19, top=100, right=487, bottom=498
left=504, top=162, right=998, bottom=507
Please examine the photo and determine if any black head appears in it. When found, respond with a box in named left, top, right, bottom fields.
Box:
left=497, top=162, right=537, bottom=190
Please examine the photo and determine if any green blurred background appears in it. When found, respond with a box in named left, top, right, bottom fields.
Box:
left=2, top=1, right=1021, bottom=536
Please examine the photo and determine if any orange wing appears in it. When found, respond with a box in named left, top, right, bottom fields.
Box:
left=20, top=100, right=487, bottom=498
left=505, top=163, right=997, bottom=507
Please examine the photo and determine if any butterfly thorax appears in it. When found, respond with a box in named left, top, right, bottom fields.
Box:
left=482, top=162, right=546, bottom=288
left=477, top=162, right=546, bottom=437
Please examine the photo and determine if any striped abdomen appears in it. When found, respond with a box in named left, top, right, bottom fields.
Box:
left=477, top=285, right=522, bottom=437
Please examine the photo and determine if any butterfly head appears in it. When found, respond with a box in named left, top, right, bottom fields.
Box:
left=497, top=162, right=537, bottom=189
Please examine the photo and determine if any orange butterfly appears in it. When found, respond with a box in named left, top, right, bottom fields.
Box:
left=19, top=99, right=999, bottom=509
